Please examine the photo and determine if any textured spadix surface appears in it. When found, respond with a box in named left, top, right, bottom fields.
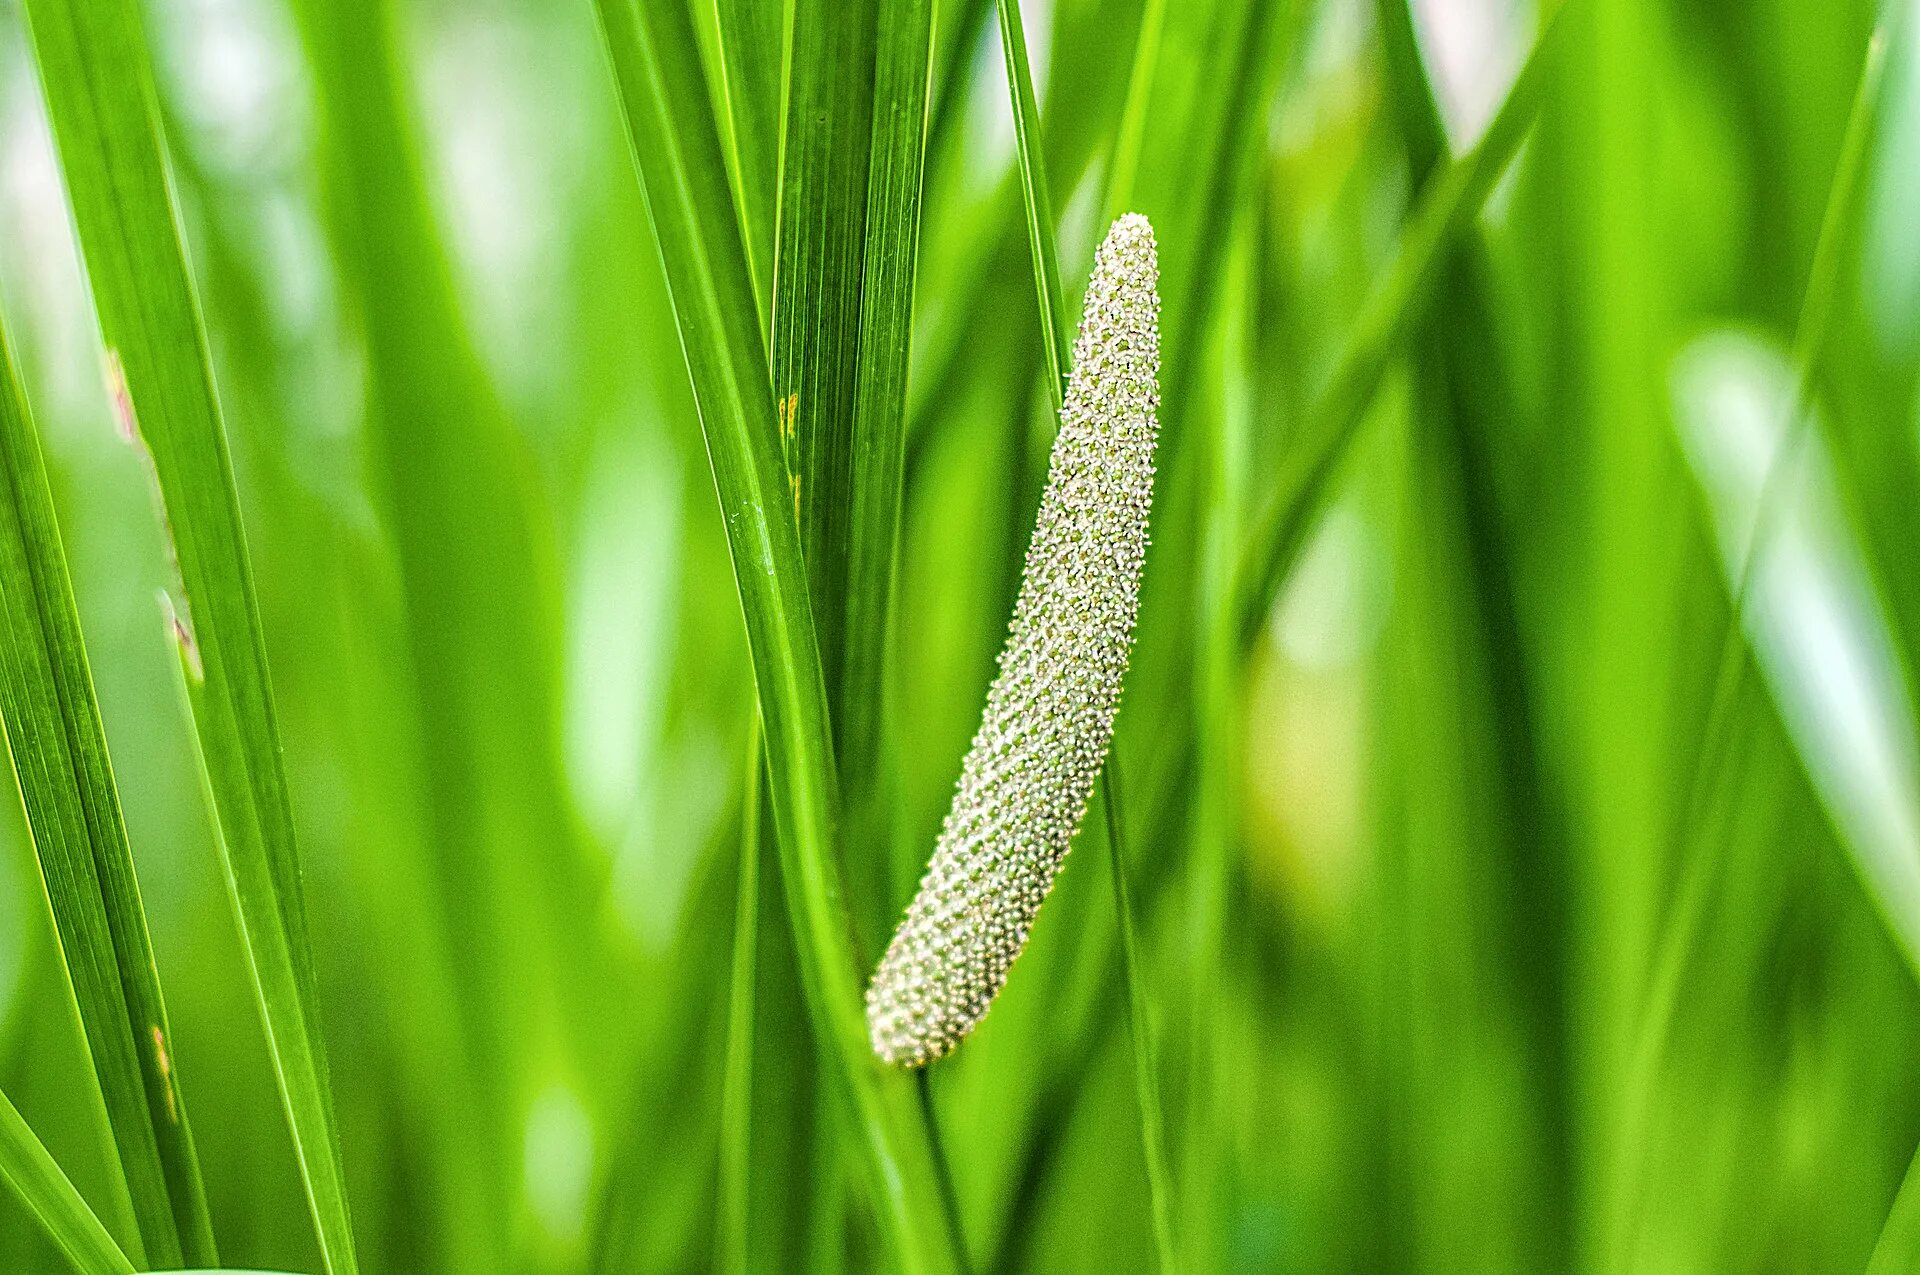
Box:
left=867, top=214, right=1159, bottom=1067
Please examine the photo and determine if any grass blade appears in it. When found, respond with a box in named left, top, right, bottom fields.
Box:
left=991, top=6, right=1180, bottom=1252
left=774, top=0, right=879, bottom=724
left=0, top=1087, right=133, bottom=1275
left=1372, top=0, right=1577, bottom=1258
left=845, top=0, right=938, bottom=910
left=1869, top=1136, right=1920, bottom=1275
left=713, top=0, right=786, bottom=332
left=716, top=715, right=761, bottom=1275
left=0, top=309, right=215, bottom=1268
left=1608, top=27, right=1896, bottom=1261
left=994, top=0, right=1070, bottom=412
left=16, top=0, right=358, bottom=1268
left=1229, top=5, right=1566, bottom=644
left=1103, top=763, right=1177, bottom=1274
left=290, top=0, right=591, bottom=1244
left=1101, top=0, right=1168, bottom=226
left=590, top=2, right=963, bottom=1268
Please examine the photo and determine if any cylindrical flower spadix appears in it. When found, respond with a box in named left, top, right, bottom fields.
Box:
left=867, top=214, right=1159, bottom=1067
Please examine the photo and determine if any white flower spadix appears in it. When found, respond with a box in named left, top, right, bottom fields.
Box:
left=866, top=214, right=1160, bottom=1067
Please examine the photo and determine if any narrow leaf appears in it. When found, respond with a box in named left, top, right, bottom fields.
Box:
left=1103, top=764, right=1178, bottom=1273
left=16, top=0, right=358, bottom=1268
left=774, top=0, right=880, bottom=723
left=1869, top=1136, right=1920, bottom=1275
left=1229, top=5, right=1565, bottom=644
left=0, top=308, right=215, bottom=1268
left=716, top=716, right=761, bottom=1275
left=844, top=0, right=938, bottom=904
left=995, top=0, right=1071, bottom=412
left=989, top=7, right=1179, bottom=1242
left=0, top=1087, right=133, bottom=1275
left=590, top=1, right=963, bottom=1268
left=713, top=0, right=785, bottom=331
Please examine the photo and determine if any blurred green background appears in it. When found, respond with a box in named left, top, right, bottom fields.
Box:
left=1, top=0, right=1919, bottom=1270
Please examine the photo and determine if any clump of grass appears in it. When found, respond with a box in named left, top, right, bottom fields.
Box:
left=867, top=213, right=1160, bottom=1067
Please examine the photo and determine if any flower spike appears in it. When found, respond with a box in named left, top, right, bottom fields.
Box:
left=867, top=214, right=1160, bottom=1066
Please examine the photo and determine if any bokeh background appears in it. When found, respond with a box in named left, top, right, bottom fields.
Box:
left=2, top=0, right=1919, bottom=1270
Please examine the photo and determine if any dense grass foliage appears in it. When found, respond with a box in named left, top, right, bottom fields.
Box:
left=0, top=0, right=1916, bottom=1271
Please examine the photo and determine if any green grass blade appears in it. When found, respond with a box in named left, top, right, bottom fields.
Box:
left=590, top=2, right=962, bottom=1268
left=1101, top=0, right=1168, bottom=226
left=913, top=1071, right=969, bottom=1268
left=844, top=0, right=937, bottom=908
left=1103, top=764, right=1178, bottom=1274
left=992, top=7, right=1181, bottom=1253
left=716, top=715, right=761, bottom=1275
left=1372, top=0, right=1577, bottom=1258
left=1869, top=1137, right=1920, bottom=1275
left=774, top=0, right=880, bottom=726
left=0, top=1087, right=133, bottom=1275
left=1607, top=27, right=1897, bottom=1261
left=290, top=0, right=590, bottom=1232
left=1229, top=4, right=1566, bottom=645
left=0, top=310, right=215, bottom=1268
left=994, top=0, right=1070, bottom=413
left=713, top=0, right=786, bottom=332
left=16, top=1, right=357, bottom=1269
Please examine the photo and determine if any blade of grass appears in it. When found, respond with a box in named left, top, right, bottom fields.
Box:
left=1229, top=4, right=1566, bottom=646
left=995, top=0, right=1070, bottom=411
left=1869, top=1136, right=1920, bottom=1275
left=1149, top=11, right=1283, bottom=1265
left=713, top=0, right=786, bottom=332
left=0, top=307, right=215, bottom=1268
left=773, top=0, right=879, bottom=730
left=991, top=1, right=1180, bottom=1253
left=291, top=0, right=591, bottom=1234
left=147, top=97, right=502, bottom=1272
left=1372, top=0, right=1577, bottom=1259
left=716, top=714, right=762, bottom=1275
left=0, top=1087, right=133, bottom=1275
left=913, top=1070, right=969, bottom=1270
left=591, top=2, right=963, bottom=1268
left=1606, top=26, right=1896, bottom=1265
left=1100, top=0, right=1167, bottom=227
left=926, top=0, right=993, bottom=172
left=17, top=1, right=358, bottom=1269
left=1102, top=762, right=1177, bottom=1274
left=906, top=0, right=1136, bottom=482
left=845, top=0, right=938, bottom=918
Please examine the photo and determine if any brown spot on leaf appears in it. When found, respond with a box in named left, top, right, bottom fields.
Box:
left=161, top=591, right=203, bottom=684
left=104, top=349, right=139, bottom=444
left=150, top=1025, right=178, bottom=1122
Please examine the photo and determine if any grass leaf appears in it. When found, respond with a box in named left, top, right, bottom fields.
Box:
left=713, top=0, right=786, bottom=331
left=991, top=5, right=1180, bottom=1251
left=590, top=2, right=963, bottom=1268
left=1372, top=0, right=1578, bottom=1257
left=1101, top=0, right=1168, bottom=226
left=1612, top=26, right=1898, bottom=1259
left=1229, top=5, right=1565, bottom=644
left=994, top=0, right=1070, bottom=415
left=1103, top=764, right=1178, bottom=1274
left=773, top=0, right=881, bottom=726
left=842, top=0, right=937, bottom=879
left=716, top=715, right=761, bottom=1275
left=16, top=0, right=358, bottom=1268
left=0, top=307, right=215, bottom=1269
left=0, top=1086, right=133, bottom=1275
